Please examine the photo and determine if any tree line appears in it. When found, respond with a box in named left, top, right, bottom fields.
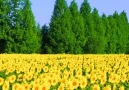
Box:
left=0, top=0, right=129, bottom=54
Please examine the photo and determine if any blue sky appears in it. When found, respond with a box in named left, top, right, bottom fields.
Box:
left=30, top=0, right=129, bottom=26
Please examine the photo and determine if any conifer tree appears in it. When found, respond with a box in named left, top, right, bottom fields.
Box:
left=107, top=15, right=117, bottom=53
left=69, top=0, right=86, bottom=54
left=20, top=0, right=41, bottom=53
left=91, top=8, right=106, bottom=53
left=3, top=0, right=41, bottom=53
left=45, top=0, right=75, bottom=54
left=41, top=24, right=49, bottom=53
left=117, top=11, right=129, bottom=53
left=80, top=0, right=93, bottom=53
left=102, top=14, right=111, bottom=53
left=0, top=0, right=10, bottom=53
left=6, top=0, right=24, bottom=53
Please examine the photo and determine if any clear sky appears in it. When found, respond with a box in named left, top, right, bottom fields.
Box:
left=30, top=0, right=129, bottom=26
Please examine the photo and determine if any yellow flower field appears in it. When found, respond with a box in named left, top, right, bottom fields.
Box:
left=0, top=54, right=129, bottom=90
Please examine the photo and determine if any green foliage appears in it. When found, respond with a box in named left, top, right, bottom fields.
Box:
left=80, top=0, right=93, bottom=53
left=41, top=25, right=49, bottom=54
left=0, top=0, right=10, bottom=53
left=69, top=0, right=86, bottom=54
left=116, top=11, right=129, bottom=53
left=18, top=0, right=41, bottom=53
left=90, top=8, right=106, bottom=54
left=107, top=15, right=118, bottom=53
left=0, top=0, right=41, bottom=54
left=44, top=0, right=75, bottom=54
left=102, top=14, right=111, bottom=53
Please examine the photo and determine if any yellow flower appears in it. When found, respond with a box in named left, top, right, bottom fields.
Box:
left=90, top=74, right=97, bottom=84
left=2, top=81, right=9, bottom=90
left=66, top=80, right=73, bottom=90
left=16, top=84, right=24, bottom=90
left=23, top=83, right=30, bottom=90
left=92, top=84, right=100, bottom=90
left=71, top=78, right=79, bottom=89
left=76, top=69, right=82, bottom=77
left=100, top=78, right=106, bottom=85
left=86, top=74, right=91, bottom=79
left=12, top=83, right=20, bottom=90
left=121, top=74, right=127, bottom=83
left=43, top=66, right=49, bottom=73
left=119, top=86, right=124, bottom=90
left=51, top=77, right=58, bottom=86
left=60, top=77, right=67, bottom=84
left=109, top=73, right=119, bottom=83
left=32, top=84, right=41, bottom=90
left=78, top=76, right=87, bottom=89
left=36, top=66, right=42, bottom=73
left=103, top=85, right=111, bottom=90
left=58, top=83, right=65, bottom=90
left=39, top=73, right=47, bottom=79
left=98, top=72, right=106, bottom=80
left=9, top=75, right=16, bottom=83
left=26, top=73, right=33, bottom=81
left=41, top=82, right=50, bottom=90
left=0, top=77, right=4, bottom=86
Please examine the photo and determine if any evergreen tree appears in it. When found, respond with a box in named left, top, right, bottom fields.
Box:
left=91, top=8, right=106, bottom=53
left=102, top=14, right=111, bottom=53
left=80, top=0, right=91, bottom=19
left=20, top=0, right=41, bottom=53
left=45, top=0, right=75, bottom=54
left=0, top=0, right=10, bottom=53
left=5, top=0, right=24, bottom=53
left=69, top=0, right=86, bottom=54
left=80, top=0, right=93, bottom=53
left=127, top=21, right=129, bottom=53
left=118, top=11, right=129, bottom=53
left=41, top=24, right=49, bottom=54
left=107, top=15, right=117, bottom=53
left=3, top=0, right=41, bottom=53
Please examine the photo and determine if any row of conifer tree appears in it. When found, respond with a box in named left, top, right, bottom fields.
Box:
left=0, top=0, right=129, bottom=54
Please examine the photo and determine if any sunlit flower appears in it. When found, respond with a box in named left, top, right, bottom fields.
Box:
left=23, top=83, right=30, bottom=90
left=109, top=73, right=119, bottom=83
left=32, top=84, right=41, bottom=90
left=92, top=84, right=100, bottom=90
left=58, top=83, right=65, bottom=90
left=66, top=80, right=73, bottom=90
left=60, top=77, right=67, bottom=84
left=26, top=73, right=33, bottom=81
left=119, top=86, right=124, bottom=90
left=2, top=81, right=9, bottom=90
left=103, top=85, right=111, bottom=90
left=70, top=78, right=79, bottom=89
left=100, top=78, right=106, bottom=85
left=78, top=76, right=87, bottom=89
left=43, top=66, right=49, bottom=73
left=0, top=77, right=4, bottom=86
left=36, top=66, right=42, bottom=73
left=41, top=82, right=50, bottom=90
left=90, top=74, right=97, bottom=84
left=16, top=84, right=24, bottom=90
left=76, top=69, right=82, bottom=77
left=121, top=74, right=127, bottom=83
left=51, top=77, right=58, bottom=86
left=9, top=75, right=16, bottom=83
left=12, top=83, right=20, bottom=90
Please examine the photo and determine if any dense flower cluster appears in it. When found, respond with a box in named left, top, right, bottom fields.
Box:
left=0, top=54, right=129, bottom=90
